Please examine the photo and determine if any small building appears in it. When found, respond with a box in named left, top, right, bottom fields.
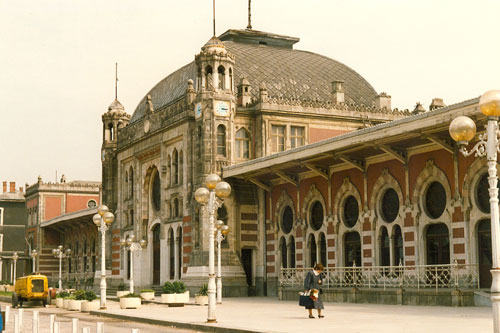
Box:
left=0, top=181, right=28, bottom=282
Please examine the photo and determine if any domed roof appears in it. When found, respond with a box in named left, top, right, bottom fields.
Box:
left=130, top=31, right=377, bottom=124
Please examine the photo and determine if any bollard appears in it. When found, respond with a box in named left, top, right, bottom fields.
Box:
left=32, top=311, right=39, bottom=333
left=5, top=305, right=9, bottom=322
left=131, top=329, right=139, bottom=333
left=72, top=318, right=78, bottom=333
left=14, top=314, right=19, bottom=333
left=49, top=314, right=55, bottom=333
left=18, top=308, right=23, bottom=327
left=96, top=322, right=104, bottom=333
left=54, top=321, right=60, bottom=333
left=82, top=328, right=90, bottom=333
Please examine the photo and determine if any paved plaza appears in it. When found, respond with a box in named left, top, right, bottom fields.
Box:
left=92, top=297, right=492, bottom=333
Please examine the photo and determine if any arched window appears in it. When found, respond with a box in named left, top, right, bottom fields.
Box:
left=309, top=234, right=317, bottom=267
left=197, top=67, right=202, bottom=91
left=129, top=168, right=134, bottom=199
left=381, top=188, right=399, bottom=223
left=217, top=125, right=226, bottom=157
left=152, top=171, right=161, bottom=211
left=205, top=66, right=213, bottom=89
left=179, top=151, right=183, bottom=185
left=476, top=173, right=499, bottom=213
left=310, top=201, right=324, bottom=231
left=169, top=228, right=175, bottom=279
left=425, top=182, right=446, bottom=219
left=229, top=68, right=233, bottom=91
left=173, top=150, right=178, bottom=185
left=280, top=237, right=287, bottom=268
left=393, top=225, right=403, bottom=266
left=235, top=128, right=250, bottom=159
left=91, top=239, right=96, bottom=272
left=380, top=227, right=390, bottom=266
left=108, top=123, right=114, bottom=141
left=124, top=171, right=128, bottom=199
left=290, top=236, right=296, bottom=268
left=344, top=232, right=361, bottom=267
left=281, top=206, right=293, bottom=234
left=167, top=155, right=171, bottom=187
left=426, top=223, right=450, bottom=264
left=319, top=233, right=327, bottom=266
left=343, top=196, right=359, bottom=228
left=174, top=198, right=179, bottom=218
left=218, top=65, right=225, bottom=89
left=130, top=209, right=134, bottom=226
left=178, top=227, right=183, bottom=278
left=83, top=239, right=88, bottom=272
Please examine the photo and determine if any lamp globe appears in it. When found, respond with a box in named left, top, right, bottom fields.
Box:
left=449, top=116, right=476, bottom=144
left=215, top=181, right=231, bottom=198
left=97, top=205, right=109, bottom=217
left=221, top=225, right=230, bottom=235
left=139, top=239, right=147, bottom=248
left=93, top=213, right=102, bottom=226
left=216, top=220, right=224, bottom=230
left=205, top=174, right=221, bottom=190
left=479, top=90, right=500, bottom=117
left=195, top=187, right=210, bottom=204
left=103, top=211, right=115, bottom=224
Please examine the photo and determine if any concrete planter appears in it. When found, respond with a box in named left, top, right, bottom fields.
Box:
left=81, top=300, right=100, bottom=312
left=68, top=300, right=83, bottom=311
left=63, top=299, right=71, bottom=309
left=161, top=293, right=175, bottom=304
left=161, top=291, right=188, bottom=306
left=55, top=298, right=64, bottom=308
left=120, top=297, right=141, bottom=309
left=116, top=291, right=129, bottom=298
left=140, top=292, right=155, bottom=301
left=175, top=291, right=190, bottom=303
left=195, top=295, right=208, bottom=305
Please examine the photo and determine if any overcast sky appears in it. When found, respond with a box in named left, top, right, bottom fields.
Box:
left=1, top=0, right=499, bottom=190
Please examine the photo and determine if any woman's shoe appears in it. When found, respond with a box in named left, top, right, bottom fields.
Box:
left=309, top=315, right=315, bottom=318
left=318, top=315, right=324, bottom=318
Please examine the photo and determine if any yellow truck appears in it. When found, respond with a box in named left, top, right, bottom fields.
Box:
left=12, top=274, right=51, bottom=308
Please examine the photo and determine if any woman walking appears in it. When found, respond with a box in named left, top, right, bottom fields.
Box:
left=304, top=263, right=325, bottom=318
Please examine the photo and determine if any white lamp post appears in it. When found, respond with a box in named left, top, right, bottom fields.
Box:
left=12, top=252, right=18, bottom=282
left=52, top=246, right=71, bottom=291
left=31, top=250, right=38, bottom=273
left=449, top=90, right=500, bottom=333
left=93, top=204, right=115, bottom=310
left=120, top=235, right=147, bottom=294
left=215, top=220, right=230, bottom=304
left=194, top=174, right=231, bottom=323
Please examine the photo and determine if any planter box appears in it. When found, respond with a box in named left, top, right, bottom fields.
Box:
left=195, top=295, right=208, bottom=305
left=161, top=293, right=175, bottom=304
left=81, top=300, right=100, bottom=312
left=120, top=297, right=141, bottom=309
left=175, top=291, right=190, bottom=303
left=116, top=291, right=129, bottom=298
left=63, top=299, right=71, bottom=309
left=55, top=298, right=64, bottom=308
left=140, top=292, right=155, bottom=301
left=68, top=300, right=83, bottom=311
left=161, top=292, right=188, bottom=306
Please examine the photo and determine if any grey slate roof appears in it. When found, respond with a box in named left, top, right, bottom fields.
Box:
left=130, top=35, right=377, bottom=124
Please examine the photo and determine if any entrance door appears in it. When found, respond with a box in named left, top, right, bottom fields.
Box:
left=241, top=249, right=255, bottom=295
left=426, top=224, right=450, bottom=265
left=478, top=219, right=492, bottom=288
left=153, top=224, right=161, bottom=285
left=344, top=232, right=361, bottom=267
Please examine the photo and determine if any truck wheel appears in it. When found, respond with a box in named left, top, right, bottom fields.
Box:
left=12, top=292, right=18, bottom=308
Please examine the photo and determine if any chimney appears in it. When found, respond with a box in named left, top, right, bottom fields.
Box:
left=237, top=78, right=252, bottom=107
left=9, top=181, right=16, bottom=193
left=375, top=92, right=391, bottom=110
left=2, top=181, right=6, bottom=193
left=19, top=187, right=24, bottom=193
left=331, top=80, right=344, bottom=104
left=412, top=102, right=426, bottom=115
left=429, top=98, right=446, bottom=111
left=259, top=82, right=268, bottom=103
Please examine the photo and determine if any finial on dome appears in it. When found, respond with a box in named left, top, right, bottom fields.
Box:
left=247, top=0, right=253, bottom=30
left=146, top=95, right=155, bottom=114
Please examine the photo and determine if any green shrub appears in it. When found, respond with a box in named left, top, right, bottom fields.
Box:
left=122, top=293, right=140, bottom=298
left=118, top=283, right=126, bottom=291
left=140, top=289, right=154, bottom=293
left=73, top=290, right=86, bottom=300
left=198, top=284, right=208, bottom=296
left=162, top=282, right=175, bottom=294
left=173, top=281, right=186, bottom=294
left=84, top=290, right=97, bottom=301
left=56, top=291, right=70, bottom=299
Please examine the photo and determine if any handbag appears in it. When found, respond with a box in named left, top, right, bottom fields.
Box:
left=299, top=294, right=314, bottom=307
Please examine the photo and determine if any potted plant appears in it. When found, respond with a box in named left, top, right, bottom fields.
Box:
left=81, top=290, right=99, bottom=312
left=116, top=283, right=129, bottom=298
left=119, top=293, right=141, bottom=309
left=195, top=284, right=208, bottom=305
left=68, top=290, right=85, bottom=311
left=173, top=281, right=189, bottom=303
left=63, top=294, right=74, bottom=309
left=161, top=282, right=175, bottom=304
left=55, top=291, right=69, bottom=308
left=140, top=289, right=155, bottom=301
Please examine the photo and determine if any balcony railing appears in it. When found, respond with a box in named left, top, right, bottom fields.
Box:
left=50, top=272, right=95, bottom=290
left=279, top=262, right=480, bottom=291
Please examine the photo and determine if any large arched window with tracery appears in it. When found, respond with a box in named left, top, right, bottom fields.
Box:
left=152, top=170, right=161, bottom=211
left=217, top=125, right=226, bottom=157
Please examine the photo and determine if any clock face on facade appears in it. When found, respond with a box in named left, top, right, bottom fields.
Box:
left=195, top=103, right=202, bottom=119
left=215, top=101, right=229, bottom=117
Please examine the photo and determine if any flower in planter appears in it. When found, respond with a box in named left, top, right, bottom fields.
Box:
left=162, top=282, right=175, bottom=294
left=173, top=281, right=186, bottom=294
left=122, top=293, right=141, bottom=298
left=84, top=290, right=97, bottom=302
left=140, top=289, right=155, bottom=293
left=56, top=291, right=70, bottom=299
left=73, top=290, right=86, bottom=300
left=197, top=284, right=208, bottom=296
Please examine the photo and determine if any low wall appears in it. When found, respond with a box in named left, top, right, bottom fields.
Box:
left=280, top=287, right=475, bottom=307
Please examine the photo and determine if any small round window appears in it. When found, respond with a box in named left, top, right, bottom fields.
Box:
left=381, top=188, right=399, bottom=223
left=87, top=200, right=97, bottom=208
left=425, top=181, right=446, bottom=219
left=310, top=201, right=324, bottom=231
left=343, top=195, right=359, bottom=228
left=281, top=206, right=293, bottom=234
left=476, top=173, right=499, bottom=213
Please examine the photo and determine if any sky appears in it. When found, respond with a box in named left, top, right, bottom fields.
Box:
left=1, top=0, right=499, bottom=190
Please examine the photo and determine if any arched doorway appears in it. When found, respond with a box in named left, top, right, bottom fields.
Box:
left=309, top=234, right=317, bottom=267
left=393, top=225, right=403, bottom=266
left=380, top=227, right=390, bottom=267
left=152, top=224, right=161, bottom=285
left=319, top=233, right=327, bottom=266
left=478, top=219, right=492, bottom=288
left=169, top=228, right=175, bottom=280
left=344, top=232, right=361, bottom=267
left=280, top=237, right=287, bottom=268
left=177, top=227, right=183, bottom=278
left=426, top=223, right=450, bottom=265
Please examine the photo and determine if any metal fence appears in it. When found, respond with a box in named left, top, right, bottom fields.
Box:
left=50, top=272, right=95, bottom=290
left=279, top=262, right=480, bottom=291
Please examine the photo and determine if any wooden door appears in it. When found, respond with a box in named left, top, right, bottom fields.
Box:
left=153, top=224, right=161, bottom=285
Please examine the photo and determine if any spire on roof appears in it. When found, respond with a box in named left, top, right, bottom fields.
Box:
left=247, top=0, right=252, bottom=30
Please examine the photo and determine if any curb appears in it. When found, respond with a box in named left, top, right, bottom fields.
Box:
left=89, top=311, right=263, bottom=333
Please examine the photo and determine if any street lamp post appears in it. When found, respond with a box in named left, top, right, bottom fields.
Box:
left=194, top=174, right=231, bottom=323
left=52, top=246, right=71, bottom=291
left=120, top=235, right=147, bottom=294
left=215, top=220, right=230, bottom=304
left=12, top=252, right=18, bottom=282
left=31, top=249, right=38, bottom=273
left=93, top=205, right=115, bottom=310
left=449, top=90, right=500, bottom=333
